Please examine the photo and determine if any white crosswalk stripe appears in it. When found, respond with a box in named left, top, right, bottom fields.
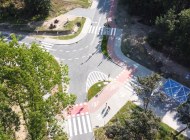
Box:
left=67, top=113, right=92, bottom=137
left=40, top=41, right=54, bottom=49
left=86, top=71, right=109, bottom=92
left=87, top=25, right=118, bottom=36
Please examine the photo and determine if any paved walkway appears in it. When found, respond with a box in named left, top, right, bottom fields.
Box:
left=89, top=0, right=190, bottom=138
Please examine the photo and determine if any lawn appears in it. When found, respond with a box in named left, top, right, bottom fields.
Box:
left=101, top=35, right=110, bottom=59
left=53, top=17, right=86, bottom=40
left=88, top=81, right=109, bottom=101
left=94, top=101, right=186, bottom=140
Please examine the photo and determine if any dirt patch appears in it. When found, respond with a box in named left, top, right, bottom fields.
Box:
left=12, top=105, right=28, bottom=140
left=116, top=2, right=190, bottom=87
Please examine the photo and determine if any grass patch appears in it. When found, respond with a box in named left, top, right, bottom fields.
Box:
left=88, top=81, right=109, bottom=101
left=94, top=101, right=186, bottom=140
left=101, top=35, right=110, bottom=59
left=53, top=17, right=86, bottom=40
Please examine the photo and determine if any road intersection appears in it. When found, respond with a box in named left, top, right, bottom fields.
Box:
left=1, top=0, right=190, bottom=139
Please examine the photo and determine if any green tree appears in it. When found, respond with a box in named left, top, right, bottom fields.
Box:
left=175, top=95, right=190, bottom=138
left=0, top=35, right=76, bottom=139
left=155, top=9, right=178, bottom=33
left=24, top=0, right=51, bottom=18
left=133, top=73, right=161, bottom=112
left=105, top=110, right=160, bottom=140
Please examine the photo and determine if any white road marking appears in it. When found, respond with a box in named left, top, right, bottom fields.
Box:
left=73, top=117, right=77, bottom=136
left=88, top=26, right=92, bottom=33
left=68, top=118, right=73, bottom=137
left=82, top=115, right=87, bottom=133
left=75, top=58, right=79, bottom=60
left=94, top=26, right=99, bottom=35
left=110, top=28, right=114, bottom=35
left=113, top=28, right=117, bottom=36
left=86, top=114, right=92, bottom=132
left=91, top=26, right=95, bottom=34
left=66, top=51, right=70, bottom=53
left=77, top=116, right=82, bottom=134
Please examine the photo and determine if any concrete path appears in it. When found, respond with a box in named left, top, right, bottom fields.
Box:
left=24, top=0, right=99, bottom=45
left=89, top=0, right=190, bottom=138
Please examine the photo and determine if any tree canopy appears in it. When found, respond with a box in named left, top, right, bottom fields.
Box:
left=0, top=35, right=76, bottom=139
left=133, top=73, right=162, bottom=112
left=105, top=110, right=160, bottom=140
left=175, top=95, right=190, bottom=137
left=0, top=0, right=51, bottom=22
left=124, top=0, right=190, bottom=67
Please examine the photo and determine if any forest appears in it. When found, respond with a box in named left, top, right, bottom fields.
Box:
left=125, top=0, right=190, bottom=67
left=0, top=0, right=51, bottom=22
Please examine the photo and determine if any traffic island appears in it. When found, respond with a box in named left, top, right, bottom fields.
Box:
left=87, top=81, right=110, bottom=101
left=101, top=35, right=111, bottom=59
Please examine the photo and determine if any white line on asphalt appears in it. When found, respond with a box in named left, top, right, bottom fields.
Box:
left=68, top=59, right=72, bottom=61
left=91, top=26, right=95, bottom=34
left=77, top=116, right=82, bottom=134
left=86, top=114, right=92, bottom=132
left=110, top=28, right=114, bottom=36
left=75, top=58, right=79, bottom=60
left=72, top=117, right=77, bottom=136
left=94, top=26, right=99, bottom=35
left=88, top=26, right=92, bottom=33
left=79, top=48, right=83, bottom=51
left=66, top=51, right=70, bottom=53
left=113, top=28, right=117, bottom=36
left=82, top=56, right=86, bottom=58
left=72, top=50, right=77, bottom=52
left=46, top=48, right=56, bottom=51
left=68, top=118, right=73, bottom=137
left=82, top=115, right=87, bottom=133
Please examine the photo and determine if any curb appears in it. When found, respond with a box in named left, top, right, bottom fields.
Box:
left=35, top=18, right=92, bottom=45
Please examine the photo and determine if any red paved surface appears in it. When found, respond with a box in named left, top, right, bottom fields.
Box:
left=64, top=0, right=137, bottom=115
left=66, top=103, right=88, bottom=117
left=115, top=69, right=133, bottom=83
left=88, top=69, right=132, bottom=113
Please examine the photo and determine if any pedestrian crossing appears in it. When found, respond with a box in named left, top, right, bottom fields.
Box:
left=88, top=25, right=117, bottom=36
left=86, top=71, right=109, bottom=92
left=67, top=113, right=92, bottom=137
left=40, top=41, right=54, bottom=51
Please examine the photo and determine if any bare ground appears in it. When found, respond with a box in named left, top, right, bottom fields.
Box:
left=116, top=3, right=190, bottom=87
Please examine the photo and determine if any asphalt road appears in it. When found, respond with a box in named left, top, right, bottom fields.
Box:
left=1, top=0, right=123, bottom=104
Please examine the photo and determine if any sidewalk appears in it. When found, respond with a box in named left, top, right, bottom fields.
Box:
left=41, top=18, right=92, bottom=45
left=89, top=76, right=190, bottom=138
left=0, top=0, right=98, bottom=45
left=88, top=0, right=190, bottom=138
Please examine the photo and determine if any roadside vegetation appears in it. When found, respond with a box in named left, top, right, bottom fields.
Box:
left=0, top=0, right=91, bottom=23
left=53, top=17, right=86, bottom=40
left=88, top=81, right=109, bottom=100
left=95, top=73, right=190, bottom=139
left=101, top=35, right=110, bottom=59
left=0, top=35, right=76, bottom=139
left=121, top=0, right=190, bottom=68
left=94, top=101, right=186, bottom=140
